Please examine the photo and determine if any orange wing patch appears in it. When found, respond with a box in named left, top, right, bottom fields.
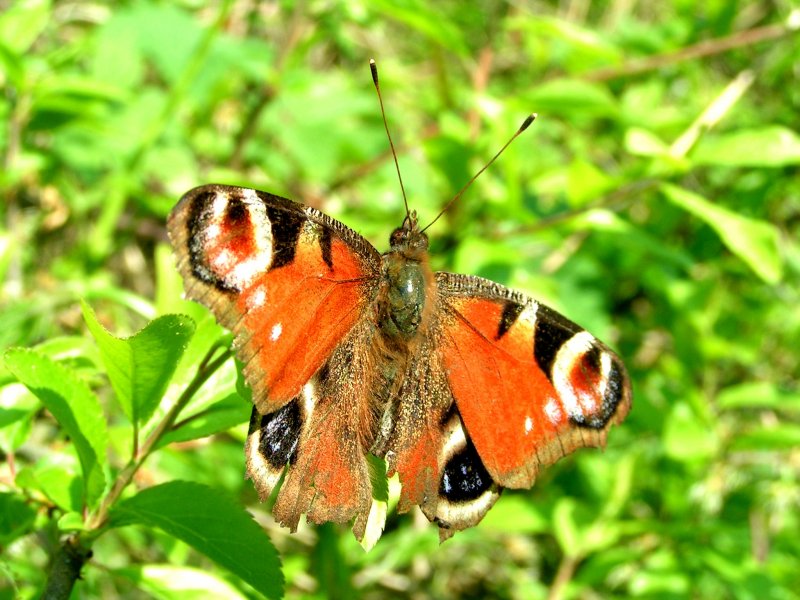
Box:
left=439, top=287, right=631, bottom=490
left=236, top=234, right=375, bottom=413
left=441, top=297, right=561, bottom=488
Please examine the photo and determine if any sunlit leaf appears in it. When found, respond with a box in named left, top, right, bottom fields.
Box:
left=109, top=481, right=282, bottom=599
left=82, top=302, right=195, bottom=426
left=114, top=564, right=248, bottom=600
left=692, top=126, right=800, bottom=167
left=661, top=184, right=783, bottom=284
left=4, top=348, right=108, bottom=507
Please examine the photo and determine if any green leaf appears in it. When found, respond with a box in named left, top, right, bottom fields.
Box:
left=692, top=126, right=800, bottom=167
left=0, top=492, right=36, bottom=545
left=157, top=394, right=249, bottom=448
left=82, top=302, right=195, bottom=426
left=717, top=381, right=800, bottom=411
left=625, top=127, right=670, bottom=157
left=0, top=382, right=38, bottom=452
left=4, top=348, right=108, bottom=507
left=58, top=511, right=86, bottom=532
left=109, top=481, right=282, bottom=598
left=661, top=184, right=783, bottom=284
left=552, top=498, right=582, bottom=557
left=15, top=458, right=83, bottom=512
left=480, top=495, right=549, bottom=534
left=526, top=79, right=617, bottom=117
left=113, top=565, right=249, bottom=600
left=731, top=425, right=800, bottom=451
left=0, top=0, right=51, bottom=55
left=663, top=402, right=718, bottom=462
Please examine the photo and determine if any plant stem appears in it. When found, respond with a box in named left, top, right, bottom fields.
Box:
left=547, top=554, right=579, bottom=600
left=40, top=535, right=91, bottom=600
left=86, top=345, right=232, bottom=533
left=42, top=344, right=232, bottom=599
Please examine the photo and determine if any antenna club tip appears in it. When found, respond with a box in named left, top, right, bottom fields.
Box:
left=520, top=113, right=537, bottom=131
left=370, top=59, right=378, bottom=83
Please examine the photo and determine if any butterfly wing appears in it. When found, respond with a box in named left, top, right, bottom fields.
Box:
left=435, top=272, right=631, bottom=493
left=169, top=185, right=383, bottom=531
left=168, top=184, right=382, bottom=413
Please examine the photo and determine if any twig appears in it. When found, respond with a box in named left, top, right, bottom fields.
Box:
left=547, top=554, right=579, bottom=600
left=40, top=536, right=91, bottom=600
left=585, top=13, right=799, bottom=82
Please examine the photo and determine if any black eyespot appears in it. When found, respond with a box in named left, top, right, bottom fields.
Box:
left=440, top=437, right=495, bottom=502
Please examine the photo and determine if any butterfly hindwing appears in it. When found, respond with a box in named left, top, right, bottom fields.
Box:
left=246, top=319, right=376, bottom=535
left=436, top=272, right=632, bottom=491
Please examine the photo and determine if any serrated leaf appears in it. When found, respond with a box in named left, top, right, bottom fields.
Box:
left=82, top=302, right=195, bottom=426
left=692, top=126, right=800, bottom=167
left=109, top=481, right=282, bottom=599
left=661, top=184, right=783, bottom=284
left=4, top=348, right=108, bottom=508
left=114, top=565, right=248, bottom=600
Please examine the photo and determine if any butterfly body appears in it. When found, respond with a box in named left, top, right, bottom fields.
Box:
left=169, top=184, right=631, bottom=541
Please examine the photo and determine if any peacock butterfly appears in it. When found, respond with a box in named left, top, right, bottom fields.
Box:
left=167, top=62, right=631, bottom=543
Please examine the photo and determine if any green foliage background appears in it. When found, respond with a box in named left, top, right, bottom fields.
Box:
left=1, top=0, right=799, bottom=598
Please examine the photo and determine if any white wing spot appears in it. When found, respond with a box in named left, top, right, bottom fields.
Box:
left=246, top=286, right=266, bottom=310
left=270, top=322, right=283, bottom=341
left=524, top=416, right=533, bottom=434
left=545, top=398, right=562, bottom=424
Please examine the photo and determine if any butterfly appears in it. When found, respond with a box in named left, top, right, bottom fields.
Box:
left=167, top=66, right=631, bottom=543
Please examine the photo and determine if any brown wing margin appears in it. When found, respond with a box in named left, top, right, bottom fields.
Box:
left=168, top=184, right=383, bottom=414
left=435, top=271, right=632, bottom=490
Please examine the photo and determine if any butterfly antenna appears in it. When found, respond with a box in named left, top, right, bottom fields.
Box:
left=420, top=113, right=537, bottom=234
left=370, top=59, right=410, bottom=220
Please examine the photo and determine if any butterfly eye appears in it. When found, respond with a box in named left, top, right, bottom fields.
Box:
left=389, top=227, right=405, bottom=248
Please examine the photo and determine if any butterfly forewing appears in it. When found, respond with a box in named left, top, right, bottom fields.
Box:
left=168, top=184, right=382, bottom=413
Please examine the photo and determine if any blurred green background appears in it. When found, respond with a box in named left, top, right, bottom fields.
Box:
left=1, top=0, right=799, bottom=598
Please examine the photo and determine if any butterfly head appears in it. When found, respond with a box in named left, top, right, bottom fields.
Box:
left=389, top=211, right=429, bottom=257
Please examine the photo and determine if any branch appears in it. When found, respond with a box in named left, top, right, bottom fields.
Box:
left=585, top=13, right=799, bottom=82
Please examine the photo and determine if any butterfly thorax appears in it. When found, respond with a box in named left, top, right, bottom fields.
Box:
left=377, top=213, right=433, bottom=342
